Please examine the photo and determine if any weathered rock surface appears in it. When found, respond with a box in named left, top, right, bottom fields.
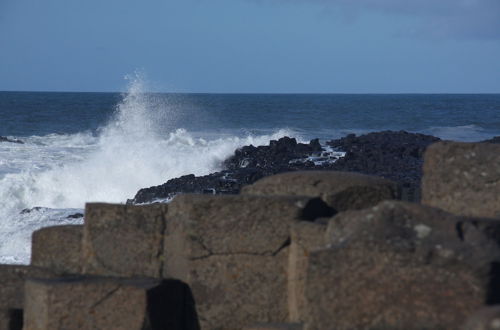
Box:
left=23, top=276, right=200, bottom=330
left=129, top=131, right=439, bottom=204
left=422, top=141, right=500, bottom=218
left=0, top=265, right=56, bottom=310
left=0, top=136, right=23, bottom=144
left=82, top=203, right=168, bottom=278
left=242, top=170, right=398, bottom=211
left=164, top=194, right=333, bottom=330
left=287, top=222, right=327, bottom=324
left=243, top=324, right=303, bottom=330
left=462, top=306, right=500, bottom=330
left=303, top=201, right=500, bottom=330
left=31, top=225, right=83, bottom=274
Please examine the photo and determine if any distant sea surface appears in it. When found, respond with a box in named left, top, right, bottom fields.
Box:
left=1, top=85, right=500, bottom=264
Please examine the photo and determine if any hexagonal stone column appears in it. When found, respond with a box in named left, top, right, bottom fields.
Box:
left=82, top=203, right=168, bottom=278
left=164, top=194, right=332, bottom=330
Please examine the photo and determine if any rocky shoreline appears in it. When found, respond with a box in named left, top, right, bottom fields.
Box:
left=129, top=131, right=447, bottom=204
left=3, top=132, right=500, bottom=329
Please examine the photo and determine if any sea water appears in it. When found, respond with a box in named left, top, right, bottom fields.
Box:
left=1, top=77, right=500, bottom=263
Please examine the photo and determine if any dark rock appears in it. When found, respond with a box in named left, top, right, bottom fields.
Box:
left=0, top=136, right=24, bottom=144
left=129, top=131, right=439, bottom=204
left=326, top=130, right=440, bottom=193
left=129, top=138, right=326, bottom=204
left=20, top=207, right=44, bottom=214
left=66, top=212, right=83, bottom=219
left=482, top=136, right=500, bottom=144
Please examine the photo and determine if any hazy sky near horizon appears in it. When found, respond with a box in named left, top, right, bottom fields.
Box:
left=0, top=0, right=499, bottom=93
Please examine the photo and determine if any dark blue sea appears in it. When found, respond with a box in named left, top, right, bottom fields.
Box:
left=1, top=81, right=500, bottom=263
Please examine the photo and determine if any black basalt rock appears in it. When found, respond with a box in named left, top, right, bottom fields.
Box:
left=0, top=136, right=24, bottom=144
left=129, top=131, right=440, bottom=204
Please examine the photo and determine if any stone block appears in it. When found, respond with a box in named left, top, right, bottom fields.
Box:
left=82, top=203, right=168, bottom=278
left=287, top=222, right=327, bottom=323
left=164, top=194, right=332, bottom=330
left=31, top=225, right=83, bottom=274
left=303, top=201, right=500, bottom=330
left=23, top=276, right=200, bottom=330
left=462, top=306, right=500, bottom=330
left=422, top=141, right=500, bottom=218
left=241, top=170, right=398, bottom=212
left=0, top=265, right=56, bottom=310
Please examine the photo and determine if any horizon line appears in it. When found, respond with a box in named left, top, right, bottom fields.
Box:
left=1, top=90, right=500, bottom=95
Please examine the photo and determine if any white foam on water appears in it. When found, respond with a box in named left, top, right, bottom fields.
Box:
left=420, top=124, right=495, bottom=142
left=0, top=75, right=298, bottom=264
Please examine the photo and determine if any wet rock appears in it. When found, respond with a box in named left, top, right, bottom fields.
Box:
left=326, top=130, right=440, bottom=201
left=422, top=141, right=500, bottom=218
left=20, top=207, right=44, bottom=214
left=482, top=136, right=500, bottom=144
left=23, top=277, right=200, bottom=330
left=242, top=171, right=398, bottom=211
left=31, top=225, right=83, bottom=274
left=224, top=137, right=322, bottom=171
left=164, top=194, right=333, bottom=329
left=66, top=213, right=83, bottom=219
left=302, top=201, right=500, bottom=330
left=0, top=136, right=24, bottom=144
left=129, top=138, right=327, bottom=204
left=82, top=203, right=168, bottom=278
left=129, top=131, right=438, bottom=204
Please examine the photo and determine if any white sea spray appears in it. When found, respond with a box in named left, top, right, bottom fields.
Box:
left=0, top=75, right=298, bottom=264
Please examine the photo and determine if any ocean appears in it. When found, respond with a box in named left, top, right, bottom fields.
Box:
left=1, top=78, right=500, bottom=264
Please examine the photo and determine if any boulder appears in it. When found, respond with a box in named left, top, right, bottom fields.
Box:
left=31, top=225, right=83, bottom=274
left=23, top=276, right=200, bottom=330
left=287, top=221, right=327, bottom=323
left=82, top=203, right=168, bottom=278
left=164, top=194, right=333, bottom=330
left=303, top=201, right=500, bottom=330
left=241, top=171, right=398, bottom=211
left=422, top=141, right=500, bottom=218
left=0, top=265, right=56, bottom=310
left=462, top=306, right=500, bottom=330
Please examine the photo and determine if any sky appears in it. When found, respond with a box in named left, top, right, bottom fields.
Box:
left=0, top=0, right=499, bottom=93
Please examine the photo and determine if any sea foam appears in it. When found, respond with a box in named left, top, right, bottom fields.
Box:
left=0, top=76, right=298, bottom=264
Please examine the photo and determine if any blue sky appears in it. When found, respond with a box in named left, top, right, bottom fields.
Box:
left=0, top=0, right=499, bottom=93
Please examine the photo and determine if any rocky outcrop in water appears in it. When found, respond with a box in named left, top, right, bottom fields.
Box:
left=129, top=131, right=439, bottom=204
left=0, top=136, right=24, bottom=144
left=128, top=137, right=336, bottom=204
